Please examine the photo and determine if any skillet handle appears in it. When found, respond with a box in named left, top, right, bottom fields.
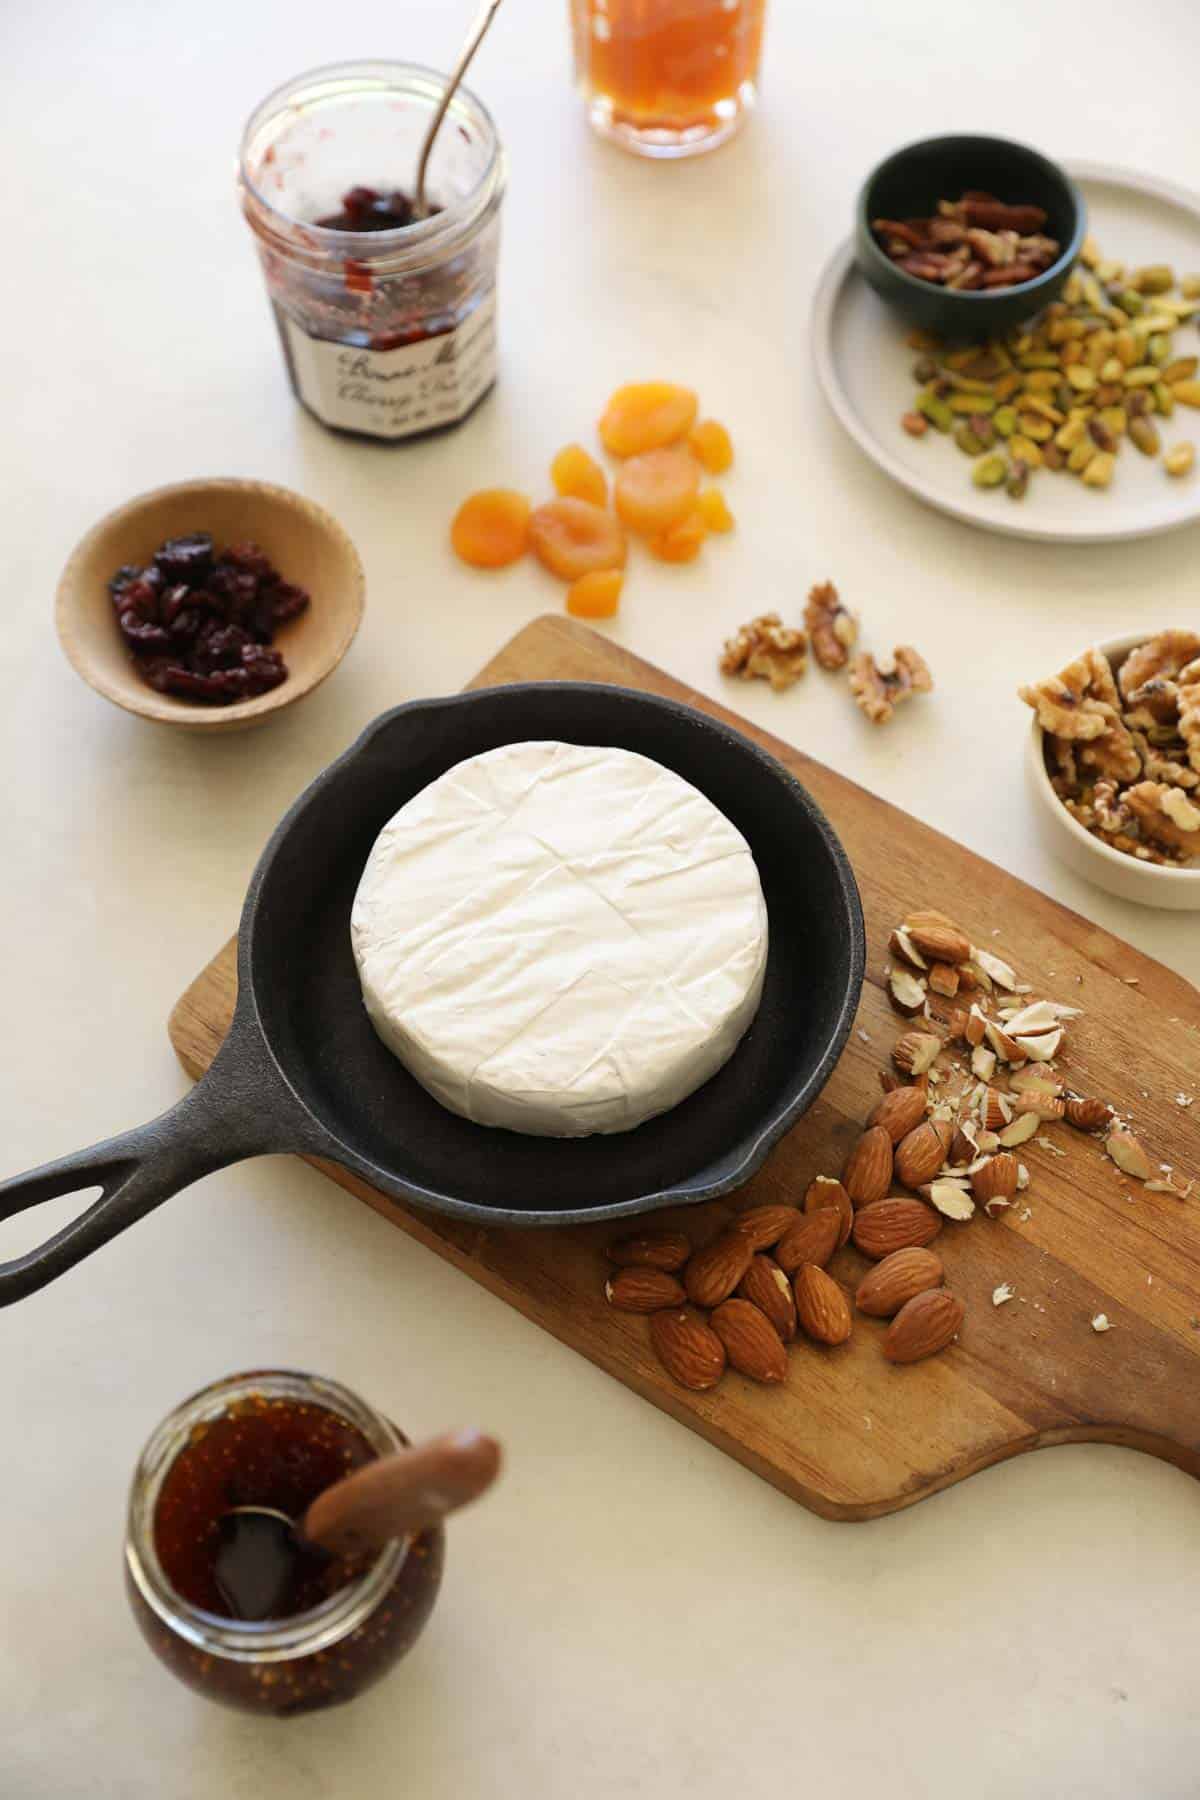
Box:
left=0, top=1032, right=312, bottom=1308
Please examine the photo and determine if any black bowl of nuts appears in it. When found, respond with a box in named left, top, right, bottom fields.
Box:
left=856, top=134, right=1085, bottom=338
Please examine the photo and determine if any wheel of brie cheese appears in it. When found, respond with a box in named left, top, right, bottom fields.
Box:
left=350, top=740, right=769, bottom=1137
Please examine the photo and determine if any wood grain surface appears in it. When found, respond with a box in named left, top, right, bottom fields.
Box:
left=168, top=615, right=1200, bottom=1520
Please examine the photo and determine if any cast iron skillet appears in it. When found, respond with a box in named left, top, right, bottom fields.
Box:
left=0, top=683, right=865, bottom=1307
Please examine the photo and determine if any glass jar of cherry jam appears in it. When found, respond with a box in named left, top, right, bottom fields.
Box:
left=239, top=61, right=506, bottom=443
left=124, top=1370, right=444, bottom=1716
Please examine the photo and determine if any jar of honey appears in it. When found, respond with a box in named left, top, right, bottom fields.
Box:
left=239, top=62, right=505, bottom=442
left=570, top=0, right=767, bottom=157
left=124, top=1370, right=444, bottom=1716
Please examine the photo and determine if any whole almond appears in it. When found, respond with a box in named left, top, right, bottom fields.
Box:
left=803, top=1176, right=854, bottom=1248
left=737, top=1255, right=797, bottom=1342
left=883, top=1288, right=965, bottom=1363
left=793, top=1265, right=854, bottom=1346
left=607, top=1230, right=692, bottom=1271
left=1065, top=1095, right=1114, bottom=1131
left=842, top=1126, right=894, bottom=1207
left=852, top=1197, right=942, bottom=1260
left=650, top=1309, right=726, bottom=1390
left=894, top=1117, right=953, bottom=1189
left=731, top=1202, right=799, bottom=1251
left=775, top=1207, right=841, bottom=1275
left=970, top=1152, right=1019, bottom=1204
left=903, top=910, right=971, bottom=966
left=684, top=1231, right=754, bottom=1308
left=855, top=1247, right=944, bottom=1318
left=604, top=1269, right=687, bottom=1313
left=711, top=1298, right=789, bottom=1382
left=868, top=1084, right=928, bottom=1144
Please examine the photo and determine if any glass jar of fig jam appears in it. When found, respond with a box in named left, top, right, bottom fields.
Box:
left=239, top=61, right=505, bottom=442
left=124, top=1370, right=444, bottom=1716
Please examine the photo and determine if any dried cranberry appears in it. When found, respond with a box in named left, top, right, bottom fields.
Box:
left=167, top=607, right=204, bottom=642
left=220, top=542, right=274, bottom=579
left=158, top=584, right=192, bottom=628
left=205, top=566, right=260, bottom=620
left=154, top=533, right=214, bottom=583
left=118, top=612, right=172, bottom=654
left=192, top=622, right=252, bottom=673
left=114, top=578, right=162, bottom=623
left=265, top=581, right=310, bottom=625
left=109, top=531, right=307, bottom=703
left=108, top=564, right=145, bottom=601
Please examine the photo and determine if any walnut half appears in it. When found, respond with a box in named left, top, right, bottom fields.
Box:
left=719, top=612, right=808, bottom=692
left=1125, top=781, right=1200, bottom=858
left=849, top=646, right=933, bottom=725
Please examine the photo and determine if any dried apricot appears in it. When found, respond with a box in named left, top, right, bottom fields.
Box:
left=566, top=569, right=623, bottom=619
left=529, top=498, right=627, bottom=581
left=648, top=507, right=707, bottom=564
left=598, top=382, right=699, bottom=457
left=450, top=489, right=531, bottom=569
left=689, top=419, right=734, bottom=474
left=551, top=443, right=608, bottom=506
left=697, top=487, right=735, bottom=533
left=614, top=447, right=700, bottom=535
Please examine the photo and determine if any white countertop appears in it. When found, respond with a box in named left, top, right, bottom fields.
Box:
left=4, top=1, right=1200, bottom=1794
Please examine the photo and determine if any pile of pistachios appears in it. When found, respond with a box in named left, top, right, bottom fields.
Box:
left=900, top=244, right=1199, bottom=498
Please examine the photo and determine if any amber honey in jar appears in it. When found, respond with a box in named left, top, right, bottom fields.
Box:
left=124, top=1371, right=443, bottom=1716
left=570, top=0, right=767, bottom=157
left=239, top=62, right=506, bottom=442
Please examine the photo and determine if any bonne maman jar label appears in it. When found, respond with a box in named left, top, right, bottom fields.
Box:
left=282, top=291, right=497, bottom=439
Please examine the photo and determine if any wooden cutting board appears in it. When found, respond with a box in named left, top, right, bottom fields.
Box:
left=168, top=616, right=1200, bottom=1521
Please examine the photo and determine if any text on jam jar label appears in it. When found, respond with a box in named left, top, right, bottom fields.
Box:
left=284, top=291, right=497, bottom=439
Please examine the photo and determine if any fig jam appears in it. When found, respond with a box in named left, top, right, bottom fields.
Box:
left=126, top=1374, right=443, bottom=1716
left=154, top=1396, right=375, bottom=1618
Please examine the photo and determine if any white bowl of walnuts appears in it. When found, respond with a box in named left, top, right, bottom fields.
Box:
left=1023, top=628, right=1200, bottom=911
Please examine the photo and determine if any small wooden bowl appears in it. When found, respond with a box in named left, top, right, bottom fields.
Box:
left=56, top=478, right=365, bottom=732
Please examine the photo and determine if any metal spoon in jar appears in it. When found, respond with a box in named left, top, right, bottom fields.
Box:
left=412, top=0, right=506, bottom=220
left=214, top=1429, right=502, bottom=1620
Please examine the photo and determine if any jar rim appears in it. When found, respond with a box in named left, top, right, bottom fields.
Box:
left=125, top=1369, right=408, bottom=1664
left=238, top=59, right=505, bottom=268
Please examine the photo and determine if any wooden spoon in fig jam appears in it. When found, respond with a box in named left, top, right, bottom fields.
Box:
left=153, top=1397, right=500, bottom=1623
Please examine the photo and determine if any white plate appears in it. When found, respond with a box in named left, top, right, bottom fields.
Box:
left=812, top=162, right=1200, bottom=544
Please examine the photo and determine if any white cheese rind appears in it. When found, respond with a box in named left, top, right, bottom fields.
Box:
left=351, top=740, right=769, bottom=1136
